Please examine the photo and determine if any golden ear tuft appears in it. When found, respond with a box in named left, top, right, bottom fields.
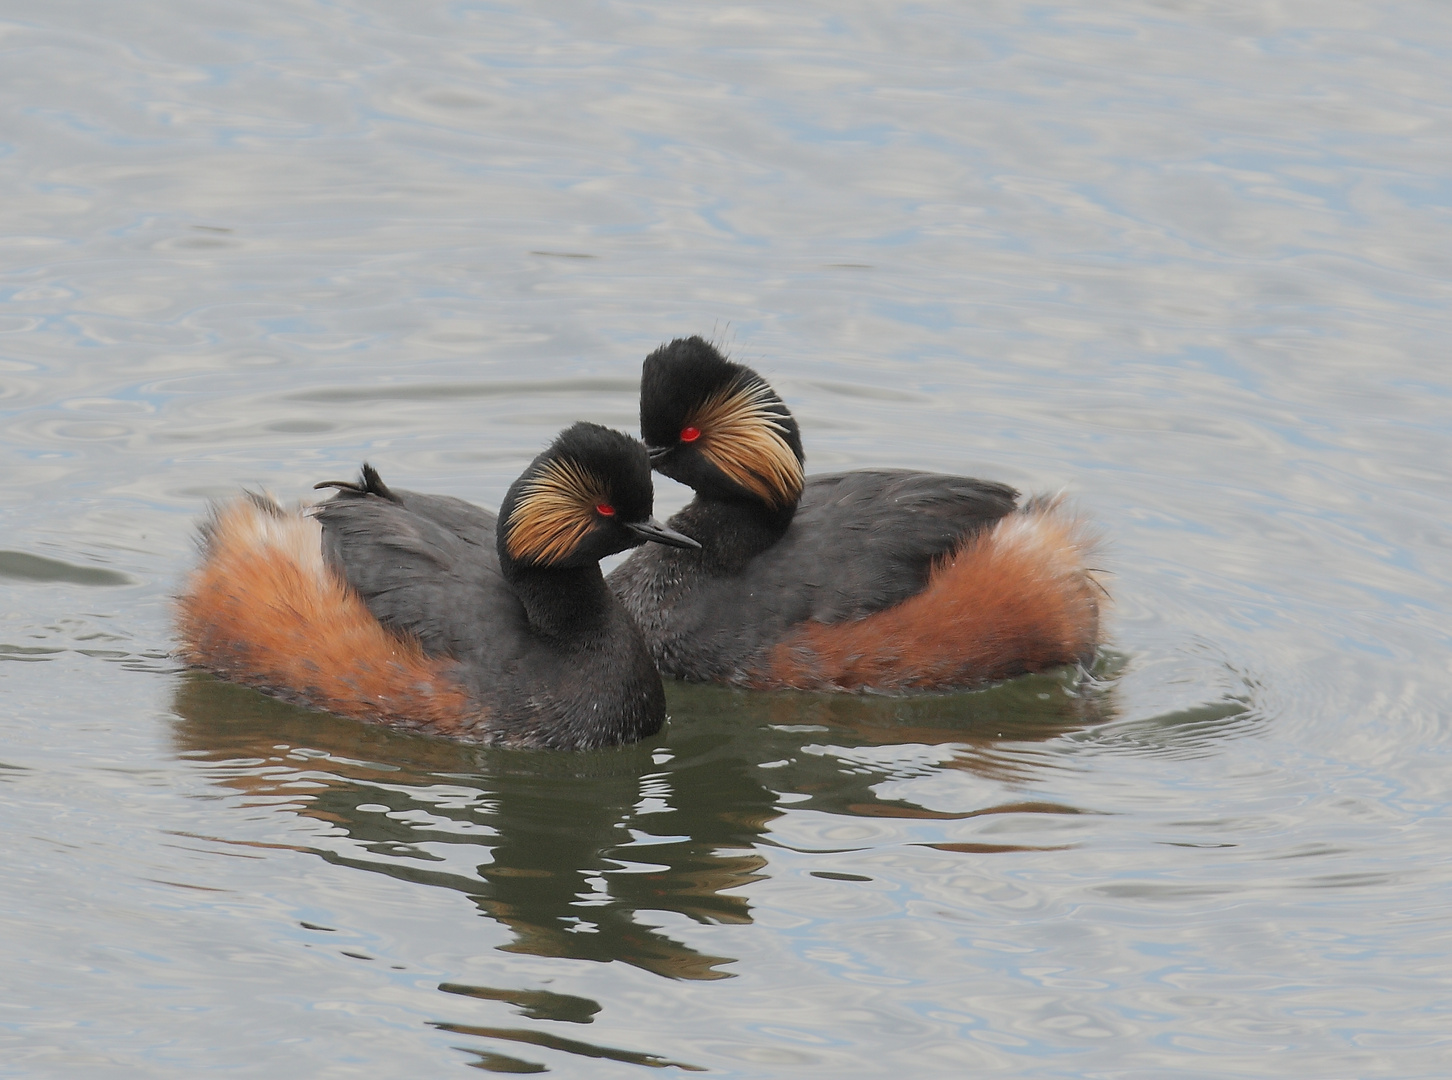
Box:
left=691, top=379, right=804, bottom=508
left=505, top=457, right=611, bottom=564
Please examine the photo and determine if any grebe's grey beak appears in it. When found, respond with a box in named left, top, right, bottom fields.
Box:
left=625, top=517, right=700, bottom=550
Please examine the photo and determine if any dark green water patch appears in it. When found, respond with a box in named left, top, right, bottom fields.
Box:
left=0, top=550, right=133, bottom=586
left=439, top=983, right=601, bottom=1024
left=432, top=1021, right=705, bottom=1071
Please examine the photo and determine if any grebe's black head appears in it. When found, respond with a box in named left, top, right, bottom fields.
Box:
left=639, top=337, right=805, bottom=511
left=499, top=422, right=699, bottom=570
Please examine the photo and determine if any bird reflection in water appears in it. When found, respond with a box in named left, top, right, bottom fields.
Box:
left=169, top=662, right=1124, bottom=982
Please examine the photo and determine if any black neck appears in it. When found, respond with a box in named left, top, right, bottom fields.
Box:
left=503, top=563, right=614, bottom=640
left=670, top=494, right=796, bottom=574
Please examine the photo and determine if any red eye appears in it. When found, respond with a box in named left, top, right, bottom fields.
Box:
left=680, top=426, right=701, bottom=443
left=595, top=503, right=616, bottom=517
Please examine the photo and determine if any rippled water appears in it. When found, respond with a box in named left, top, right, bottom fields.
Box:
left=4, top=1, right=1451, bottom=1075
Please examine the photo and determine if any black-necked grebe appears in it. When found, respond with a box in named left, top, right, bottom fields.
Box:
left=608, top=338, right=1102, bottom=691
left=177, top=422, right=699, bottom=749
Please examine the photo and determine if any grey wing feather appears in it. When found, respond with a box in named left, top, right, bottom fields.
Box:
left=314, top=487, right=520, bottom=660
left=736, top=470, right=1018, bottom=624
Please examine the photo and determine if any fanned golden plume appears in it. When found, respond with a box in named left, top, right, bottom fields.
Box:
left=691, top=378, right=804, bottom=508
left=505, top=457, right=611, bottom=565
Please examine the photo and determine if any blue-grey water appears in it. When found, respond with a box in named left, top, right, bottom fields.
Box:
left=3, top=1, right=1451, bottom=1076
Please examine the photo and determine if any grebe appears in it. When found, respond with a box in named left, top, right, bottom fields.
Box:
left=177, top=422, right=699, bottom=749
left=608, top=338, right=1102, bottom=691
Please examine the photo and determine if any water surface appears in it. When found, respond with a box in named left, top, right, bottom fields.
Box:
left=3, top=1, right=1451, bottom=1076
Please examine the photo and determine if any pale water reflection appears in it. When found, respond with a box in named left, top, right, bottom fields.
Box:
left=3, top=0, right=1451, bottom=1076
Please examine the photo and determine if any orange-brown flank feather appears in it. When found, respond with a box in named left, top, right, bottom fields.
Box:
left=175, top=495, right=475, bottom=733
left=758, top=499, right=1101, bottom=691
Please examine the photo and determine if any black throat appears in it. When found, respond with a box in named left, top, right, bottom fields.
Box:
left=668, top=493, right=796, bottom=575
left=502, top=563, right=615, bottom=641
